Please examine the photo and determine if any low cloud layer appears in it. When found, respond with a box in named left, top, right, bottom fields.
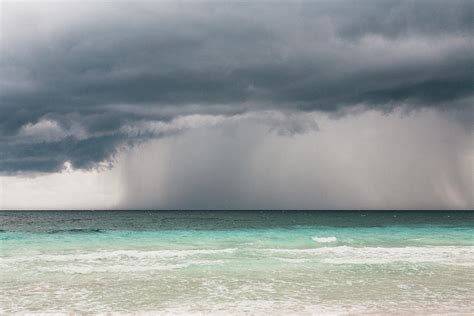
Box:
left=2, top=109, right=472, bottom=210
left=1, top=0, right=473, bottom=173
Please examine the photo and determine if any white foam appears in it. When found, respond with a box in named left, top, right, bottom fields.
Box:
left=37, top=263, right=190, bottom=274
left=312, top=236, right=337, bottom=243
left=0, top=248, right=237, bottom=264
left=275, top=258, right=308, bottom=263
left=37, top=260, right=225, bottom=274
left=265, top=246, right=474, bottom=265
left=3, top=246, right=474, bottom=270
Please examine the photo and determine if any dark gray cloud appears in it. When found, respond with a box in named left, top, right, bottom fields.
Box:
left=1, top=0, right=473, bottom=173
left=0, top=135, right=123, bottom=173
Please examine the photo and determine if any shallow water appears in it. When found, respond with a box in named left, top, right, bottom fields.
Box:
left=1, top=211, right=473, bottom=314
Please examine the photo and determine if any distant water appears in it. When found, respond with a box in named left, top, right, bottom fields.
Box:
left=1, top=211, right=473, bottom=314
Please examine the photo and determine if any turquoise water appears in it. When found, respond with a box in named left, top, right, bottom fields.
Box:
left=1, top=211, right=473, bottom=314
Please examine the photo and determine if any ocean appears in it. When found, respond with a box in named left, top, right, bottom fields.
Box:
left=1, top=211, right=473, bottom=314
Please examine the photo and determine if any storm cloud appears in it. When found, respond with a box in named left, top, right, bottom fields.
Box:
left=1, top=0, right=473, bottom=173
left=120, top=109, right=473, bottom=210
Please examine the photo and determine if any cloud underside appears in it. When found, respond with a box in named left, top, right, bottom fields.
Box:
left=1, top=0, right=473, bottom=174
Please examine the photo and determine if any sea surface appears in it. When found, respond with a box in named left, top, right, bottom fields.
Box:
left=1, top=211, right=473, bottom=315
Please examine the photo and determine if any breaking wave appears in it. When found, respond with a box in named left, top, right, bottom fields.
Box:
left=312, top=236, right=337, bottom=243
left=0, top=248, right=237, bottom=264
left=265, top=246, right=474, bottom=265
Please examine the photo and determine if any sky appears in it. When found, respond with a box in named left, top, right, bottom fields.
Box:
left=0, top=0, right=472, bottom=210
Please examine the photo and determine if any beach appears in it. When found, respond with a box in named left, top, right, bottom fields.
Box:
left=1, top=211, right=473, bottom=314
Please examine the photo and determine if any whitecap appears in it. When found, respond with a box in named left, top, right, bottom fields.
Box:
left=312, top=236, right=337, bottom=243
left=264, top=246, right=474, bottom=265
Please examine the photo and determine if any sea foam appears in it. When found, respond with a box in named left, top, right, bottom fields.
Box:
left=0, top=248, right=237, bottom=264
left=312, top=236, right=337, bottom=243
left=265, top=246, right=474, bottom=265
left=36, top=260, right=225, bottom=274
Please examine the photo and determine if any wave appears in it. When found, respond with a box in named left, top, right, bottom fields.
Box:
left=3, top=246, right=473, bottom=268
left=312, top=236, right=337, bottom=243
left=37, top=260, right=225, bottom=274
left=0, top=248, right=237, bottom=264
left=265, top=246, right=474, bottom=265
